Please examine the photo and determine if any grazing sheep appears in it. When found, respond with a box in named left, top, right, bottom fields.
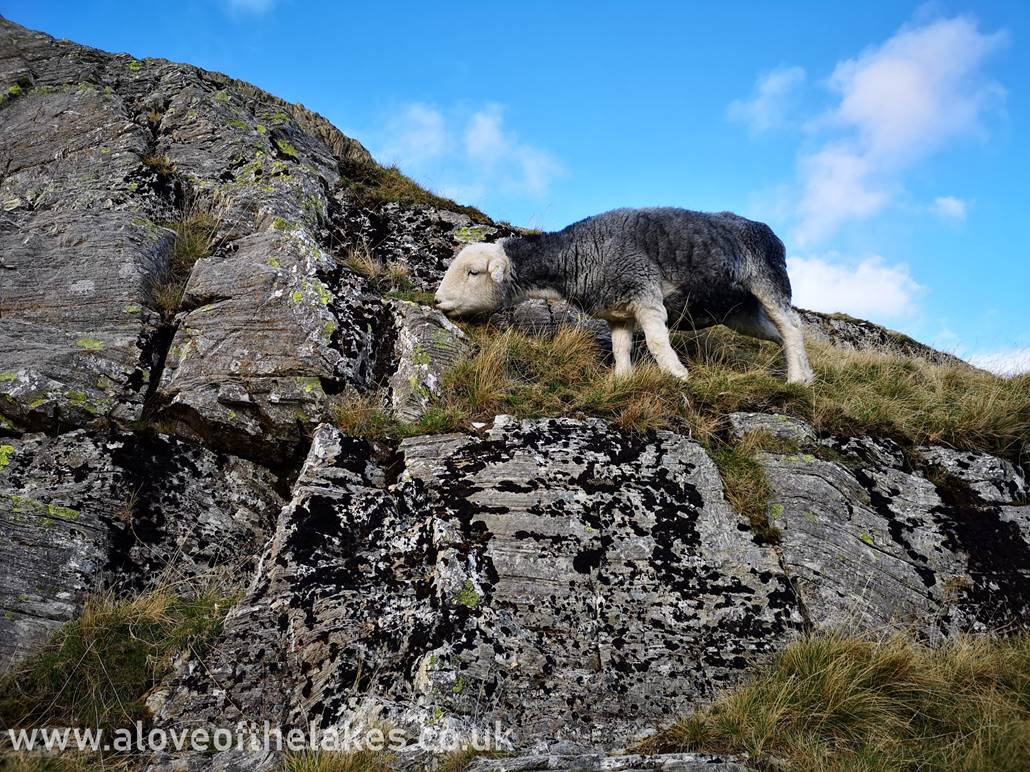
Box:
left=434, top=207, right=815, bottom=385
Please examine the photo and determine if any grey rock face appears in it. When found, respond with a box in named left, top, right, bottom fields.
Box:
left=0, top=429, right=282, bottom=669
left=725, top=411, right=1030, bottom=637
left=386, top=300, right=469, bottom=421
left=0, top=207, right=172, bottom=430
left=726, top=412, right=816, bottom=445
left=918, top=445, right=1028, bottom=505
left=330, top=198, right=511, bottom=292
left=154, top=228, right=386, bottom=460
left=150, top=418, right=802, bottom=767
left=797, top=309, right=970, bottom=367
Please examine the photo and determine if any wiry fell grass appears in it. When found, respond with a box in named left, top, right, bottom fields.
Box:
left=0, top=752, right=103, bottom=771
left=330, top=322, right=1030, bottom=464
left=634, top=631, right=1030, bottom=771
left=442, top=326, right=689, bottom=435
left=677, top=327, right=1030, bottom=462
left=149, top=206, right=219, bottom=317
left=0, top=583, right=232, bottom=732
left=281, top=750, right=394, bottom=772
left=338, top=158, right=489, bottom=223
left=141, top=152, right=175, bottom=176
left=341, top=244, right=411, bottom=293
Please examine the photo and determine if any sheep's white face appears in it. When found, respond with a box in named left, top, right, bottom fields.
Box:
left=434, top=243, right=510, bottom=318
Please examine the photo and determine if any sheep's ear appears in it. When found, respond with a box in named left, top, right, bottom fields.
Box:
left=487, top=250, right=510, bottom=284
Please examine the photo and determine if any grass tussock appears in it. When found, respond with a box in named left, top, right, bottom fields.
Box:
left=341, top=245, right=411, bottom=293
left=330, top=393, right=465, bottom=441
left=712, top=442, right=775, bottom=544
left=436, top=748, right=508, bottom=772
left=149, top=207, right=219, bottom=316
left=0, top=584, right=232, bottom=732
left=634, top=631, right=1030, bottom=771
left=674, top=327, right=1030, bottom=461
left=141, top=152, right=175, bottom=176
left=441, top=326, right=690, bottom=435
left=281, top=750, right=394, bottom=772
left=338, top=158, right=489, bottom=223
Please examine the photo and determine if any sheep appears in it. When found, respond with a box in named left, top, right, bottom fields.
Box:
left=434, top=207, right=815, bottom=385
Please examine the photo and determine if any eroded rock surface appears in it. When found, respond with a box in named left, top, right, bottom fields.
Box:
left=150, top=418, right=802, bottom=768
left=0, top=429, right=282, bottom=669
left=728, top=412, right=1030, bottom=638
left=386, top=300, right=469, bottom=421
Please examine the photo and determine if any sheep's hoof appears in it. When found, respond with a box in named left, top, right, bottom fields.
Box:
left=788, top=371, right=816, bottom=386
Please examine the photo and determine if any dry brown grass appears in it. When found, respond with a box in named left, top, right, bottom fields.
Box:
left=0, top=752, right=107, bottom=771
left=281, top=750, right=394, bottom=772
left=0, top=583, right=232, bottom=733
left=338, top=158, right=490, bottom=223
left=341, top=245, right=410, bottom=292
left=329, top=322, right=1030, bottom=462
left=635, top=631, right=1030, bottom=771
left=141, top=152, right=174, bottom=175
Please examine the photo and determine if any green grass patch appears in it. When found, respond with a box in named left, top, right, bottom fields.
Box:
left=634, top=631, right=1030, bottom=771
left=149, top=207, right=219, bottom=317
left=0, top=585, right=232, bottom=732
left=338, top=158, right=489, bottom=223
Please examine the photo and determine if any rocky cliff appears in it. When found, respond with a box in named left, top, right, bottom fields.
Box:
left=1, top=17, right=1028, bottom=772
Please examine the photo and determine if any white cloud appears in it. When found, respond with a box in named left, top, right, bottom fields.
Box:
left=225, top=0, right=276, bottom=12
left=791, top=15, right=1006, bottom=245
left=727, top=65, right=806, bottom=133
left=795, top=146, right=889, bottom=242
left=371, top=102, right=563, bottom=205
left=376, top=103, right=450, bottom=169
left=787, top=254, right=925, bottom=319
left=968, top=348, right=1030, bottom=377
left=464, top=105, right=508, bottom=164
left=933, top=195, right=969, bottom=220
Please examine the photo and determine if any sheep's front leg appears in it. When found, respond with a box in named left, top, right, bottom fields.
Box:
left=635, top=304, right=690, bottom=380
left=610, top=323, right=634, bottom=377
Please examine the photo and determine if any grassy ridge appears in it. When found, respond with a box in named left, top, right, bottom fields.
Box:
left=333, top=323, right=1030, bottom=464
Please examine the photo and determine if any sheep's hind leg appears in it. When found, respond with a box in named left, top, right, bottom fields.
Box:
left=634, top=304, right=690, bottom=380
left=610, top=322, right=634, bottom=377
left=752, top=292, right=815, bottom=385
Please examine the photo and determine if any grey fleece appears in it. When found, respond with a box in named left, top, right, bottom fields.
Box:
left=502, top=207, right=793, bottom=327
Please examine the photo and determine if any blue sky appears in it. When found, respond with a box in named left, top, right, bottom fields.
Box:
left=5, top=1, right=1028, bottom=372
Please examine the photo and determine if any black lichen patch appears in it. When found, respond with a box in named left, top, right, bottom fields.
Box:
left=925, top=464, right=1030, bottom=629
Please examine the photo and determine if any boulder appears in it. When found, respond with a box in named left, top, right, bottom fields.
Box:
left=154, top=228, right=386, bottom=460
left=150, top=418, right=802, bottom=767
left=736, top=413, right=1030, bottom=637
left=386, top=300, right=469, bottom=421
